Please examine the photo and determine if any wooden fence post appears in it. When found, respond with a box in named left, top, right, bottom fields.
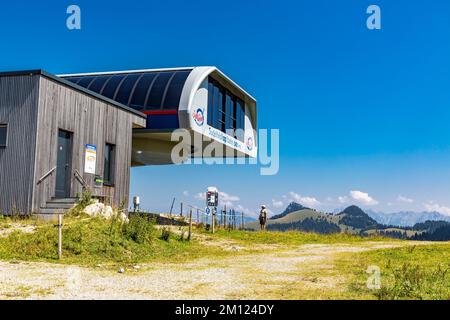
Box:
left=188, top=209, right=193, bottom=240
left=212, top=208, right=215, bottom=234
left=58, top=213, right=63, bottom=259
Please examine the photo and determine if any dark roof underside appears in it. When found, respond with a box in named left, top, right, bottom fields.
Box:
left=62, top=70, right=192, bottom=112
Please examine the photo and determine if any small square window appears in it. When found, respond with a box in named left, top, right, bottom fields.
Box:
left=0, top=124, right=7, bottom=147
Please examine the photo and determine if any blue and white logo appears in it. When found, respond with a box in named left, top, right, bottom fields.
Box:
left=246, top=137, right=254, bottom=151
left=205, top=207, right=211, bottom=216
left=192, top=107, right=205, bottom=126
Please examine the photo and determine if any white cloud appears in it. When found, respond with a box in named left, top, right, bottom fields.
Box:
left=424, top=202, right=450, bottom=216
left=272, top=199, right=284, bottom=208
left=288, top=192, right=321, bottom=208
left=194, top=192, right=205, bottom=200
left=220, top=192, right=240, bottom=202
left=338, top=196, right=349, bottom=204
left=397, top=195, right=413, bottom=203
left=182, top=190, right=189, bottom=197
left=349, top=190, right=379, bottom=206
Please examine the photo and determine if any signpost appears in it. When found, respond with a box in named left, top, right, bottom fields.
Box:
left=206, top=187, right=219, bottom=233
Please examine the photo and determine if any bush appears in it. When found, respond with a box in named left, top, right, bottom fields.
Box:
left=77, top=190, right=93, bottom=208
left=160, top=227, right=170, bottom=241
left=68, top=191, right=95, bottom=217
left=122, top=215, right=155, bottom=244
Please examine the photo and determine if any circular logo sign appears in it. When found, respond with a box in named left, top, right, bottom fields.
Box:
left=246, top=137, right=254, bottom=151
left=205, top=207, right=211, bottom=216
left=192, top=108, right=205, bottom=126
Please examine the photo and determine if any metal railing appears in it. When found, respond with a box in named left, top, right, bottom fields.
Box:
left=74, top=169, right=88, bottom=190
left=37, top=166, right=57, bottom=184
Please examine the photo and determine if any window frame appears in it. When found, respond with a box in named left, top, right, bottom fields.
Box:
left=0, top=123, right=8, bottom=147
left=103, top=143, right=115, bottom=186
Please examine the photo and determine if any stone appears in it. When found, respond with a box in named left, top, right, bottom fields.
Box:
left=83, top=203, right=105, bottom=218
left=82, top=203, right=129, bottom=223
left=102, top=206, right=114, bottom=219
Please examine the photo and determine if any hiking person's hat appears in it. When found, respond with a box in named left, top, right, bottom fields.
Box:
left=261, top=205, right=266, bottom=209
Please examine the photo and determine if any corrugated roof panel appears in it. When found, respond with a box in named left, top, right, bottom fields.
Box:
left=63, top=70, right=192, bottom=112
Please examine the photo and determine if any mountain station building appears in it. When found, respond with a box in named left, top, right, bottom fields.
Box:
left=0, top=67, right=257, bottom=215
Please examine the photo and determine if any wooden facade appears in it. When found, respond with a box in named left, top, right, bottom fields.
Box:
left=0, top=71, right=146, bottom=215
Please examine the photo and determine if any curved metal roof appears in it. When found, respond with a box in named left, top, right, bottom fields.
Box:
left=61, top=68, right=193, bottom=111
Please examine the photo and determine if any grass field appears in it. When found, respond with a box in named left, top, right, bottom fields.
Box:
left=0, top=215, right=225, bottom=266
left=1, top=215, right=449, bottom=299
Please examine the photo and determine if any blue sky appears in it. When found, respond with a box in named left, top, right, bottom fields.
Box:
left=1, top=1, right=449, bottom=217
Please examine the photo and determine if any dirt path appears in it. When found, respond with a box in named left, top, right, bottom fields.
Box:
left=0, top=240, right=425, bottom=300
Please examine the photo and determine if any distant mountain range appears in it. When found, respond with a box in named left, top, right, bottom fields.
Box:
left=246, top=202, right=450, bottom=241
left=365, top=209, right=450, bottom=227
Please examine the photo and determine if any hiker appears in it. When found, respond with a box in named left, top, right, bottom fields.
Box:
left=259, top=205, right=268, bottom=231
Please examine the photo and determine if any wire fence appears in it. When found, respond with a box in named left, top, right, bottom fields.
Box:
left=131, top=200, right=247, bottom=230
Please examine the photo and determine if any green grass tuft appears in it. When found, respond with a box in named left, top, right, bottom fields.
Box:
left=0, top=215, right=200, bottom=266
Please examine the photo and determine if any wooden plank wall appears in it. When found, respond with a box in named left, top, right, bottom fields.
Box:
left=33, top=76, right=146, bottom=212
left=0, top=75, right=40, bottom=214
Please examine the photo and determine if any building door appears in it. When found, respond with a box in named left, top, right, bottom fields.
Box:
left=55, top=130, right=72, bottom=198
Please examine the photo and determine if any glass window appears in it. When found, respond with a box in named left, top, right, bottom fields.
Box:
left=162, top=71, right=190, bottom=109
left=129, top=73, right=157, bottom=110
left=0, top=124, right=7, bottom=147
left=207, top=82, right=214, bottom=126
left=100, top=75, right=125, bottom=99
left=146, top=72, right=173, bottom=110
left=213, top=84, right=224, bottom=130
left=103, top=143, right=115, bottom=185
left=115, top=74, right=141, bottom=105
left=207, top=78, right=246, bottom=141
left=236, top=99, right=245, bottom=141
left=225, top=93, right=235, bottom=131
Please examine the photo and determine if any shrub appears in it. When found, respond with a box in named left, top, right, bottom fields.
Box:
left=122, top=215, right=155, bottom=244
left=160, top=227, right=171, bottom=241
left=68, top=191, right=94, bottom=217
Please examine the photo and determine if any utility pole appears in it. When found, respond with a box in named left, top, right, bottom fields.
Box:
left=180, top=202, right=183, bottom=217
left=241, top=211, right=244, bottom=230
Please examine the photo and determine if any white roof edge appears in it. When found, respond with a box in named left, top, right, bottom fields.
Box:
left=210, top=68, right=257, bottom=103
left=57, top=67, right=196, bottom=77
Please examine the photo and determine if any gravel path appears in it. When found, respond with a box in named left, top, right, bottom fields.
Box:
left=0, top=241, right=421, bottom=300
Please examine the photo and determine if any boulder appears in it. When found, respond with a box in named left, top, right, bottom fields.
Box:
left=102, top=205, right=114, bottom=219
left=82, top=203, right=129, bottom=223
left=83, top=203, right=105, bottom=217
